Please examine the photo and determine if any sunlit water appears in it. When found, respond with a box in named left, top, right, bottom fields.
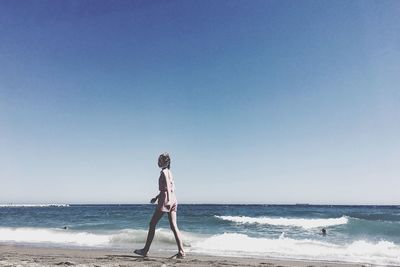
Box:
left=1, top=204, right=399, bottom=265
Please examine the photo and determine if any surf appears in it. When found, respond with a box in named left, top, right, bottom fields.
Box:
left=1, top=226, right=399, bottom=265
left=192, top=233, right=400, bottom=265
left=215, top=215, right=348, bottom=229
left=0, top=227, right=201, bottom=247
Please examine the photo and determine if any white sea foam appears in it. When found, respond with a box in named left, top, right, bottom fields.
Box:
left=215, top=215, right=348, bottom=229
left=0, top=204, right=69, bottom=208
left=0, top=227, right=399, bottom=265
left=109, top=228, right=201, bottom=247
left=0, top=227, right=109, bottom=246
left=192, top=233, right=400, bottom=265
left=0, top=227, right=201, bottom=247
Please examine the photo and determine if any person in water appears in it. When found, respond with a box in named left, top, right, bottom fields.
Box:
left=321, top=228, right=327, bottom=236
left=134, top=153, right=185, bottom=258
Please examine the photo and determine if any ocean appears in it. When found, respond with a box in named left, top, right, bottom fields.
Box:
left=0, top=204, right=399, bottom=265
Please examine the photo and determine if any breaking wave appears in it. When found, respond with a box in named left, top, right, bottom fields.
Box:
left=192, top=233, right=400, bottom=265
left=0, top=227, right=199, bottom=247
left=215, top=215, right=348, bottom=229
left=1, top=227, right=399, bottom=265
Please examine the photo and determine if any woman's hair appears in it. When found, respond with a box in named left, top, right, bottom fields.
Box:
left=159, top=153, right=171, bottom=169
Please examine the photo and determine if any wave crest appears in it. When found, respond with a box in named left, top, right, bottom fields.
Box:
left=1, top=227, right=399, bottom=265
left=192, top=233, right=400, bottom=265
left=215, top=215, right=348, bottom=229
left=0, top=227, right=109, bottom=246
left=110, top=228, right=198, bottom=246
left=0, top=227, right=201, bottom=247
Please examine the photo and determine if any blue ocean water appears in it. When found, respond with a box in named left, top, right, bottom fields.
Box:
left=0, top=204, right=399, bottom=265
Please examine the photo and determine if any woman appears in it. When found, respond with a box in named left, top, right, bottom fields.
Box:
left=134, top=153, right=185, bottom=258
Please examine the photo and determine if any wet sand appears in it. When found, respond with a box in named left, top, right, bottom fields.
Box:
left=0, top=245, right=371, bottom=267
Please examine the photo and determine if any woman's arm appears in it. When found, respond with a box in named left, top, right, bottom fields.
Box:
left=150, top=193, right=159, bottom=204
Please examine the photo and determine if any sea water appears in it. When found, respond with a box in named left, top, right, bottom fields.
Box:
left=0, top=204, right=399, bottom=265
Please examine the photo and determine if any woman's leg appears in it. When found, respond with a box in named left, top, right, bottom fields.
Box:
left=167, top=211, right=185, bottom=255
left=142, top=210, right=164, bottom=254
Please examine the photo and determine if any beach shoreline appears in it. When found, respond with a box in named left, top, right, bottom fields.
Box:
left=0, top=244, right=371, bottom=267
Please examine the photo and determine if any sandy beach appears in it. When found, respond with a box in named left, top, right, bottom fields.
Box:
left=0, top=245, right=371, bottom=267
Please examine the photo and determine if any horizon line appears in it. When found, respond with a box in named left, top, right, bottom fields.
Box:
left=1, top=203, right=399, bottom=206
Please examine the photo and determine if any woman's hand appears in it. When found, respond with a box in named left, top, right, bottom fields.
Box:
left=150, top=194, right=159, bottom=204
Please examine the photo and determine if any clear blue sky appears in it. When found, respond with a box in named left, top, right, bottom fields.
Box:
left=1, top=0, right=399, bottom=204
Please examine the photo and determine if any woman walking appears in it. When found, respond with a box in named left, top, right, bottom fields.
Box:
left=134, top=153, right=185, bottom=258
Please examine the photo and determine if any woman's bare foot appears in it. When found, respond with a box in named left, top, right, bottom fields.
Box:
left=133, top=248, right=148, bottom=257
left=177, top=251, right=185, bottom=259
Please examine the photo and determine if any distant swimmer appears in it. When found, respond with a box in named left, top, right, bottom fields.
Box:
left=321, top=228, right=326, bottom=236
left=62, top=226, right=68, bottom=230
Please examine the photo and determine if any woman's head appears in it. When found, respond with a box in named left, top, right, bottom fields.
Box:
left=158, top=153, right=171, bottom=169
